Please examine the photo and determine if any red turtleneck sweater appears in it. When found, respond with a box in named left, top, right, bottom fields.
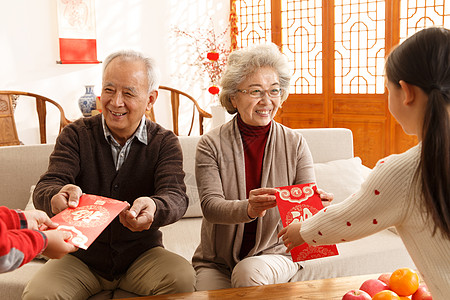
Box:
left=237, top=114, right=271, bottom=259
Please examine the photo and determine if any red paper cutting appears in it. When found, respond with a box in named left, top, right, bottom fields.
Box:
left=276, top=183, right=339, bottom=262
left=48, top=194, right=128, bottom=249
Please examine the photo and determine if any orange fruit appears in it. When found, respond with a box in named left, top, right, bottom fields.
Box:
left=372, top=290, right=401, bottom=300
left=399, top=297, right=410, bottom=300
left=389, top=268, right=419, bottom=296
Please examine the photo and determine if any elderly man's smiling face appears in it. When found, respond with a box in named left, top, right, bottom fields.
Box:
left=101, top=57, right=157, bottom=145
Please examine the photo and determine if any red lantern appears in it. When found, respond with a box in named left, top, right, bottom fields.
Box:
left=208, top=86, right=220, bottom=95
left=207, top=51, right=219, bottom=61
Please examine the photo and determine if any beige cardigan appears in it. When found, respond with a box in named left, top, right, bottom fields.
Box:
left=192, top=117, right=315, bottom=271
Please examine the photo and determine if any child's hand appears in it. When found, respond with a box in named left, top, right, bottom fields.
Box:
left=278, top=222, right=305, bottom=252
left=42, top=230, right=78, bottom=259
left=23, top=209, right=58, bottom=231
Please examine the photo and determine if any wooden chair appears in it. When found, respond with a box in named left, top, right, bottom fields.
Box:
left=146, top=86, right=212, bottom=136
left=0, top=91, right=71, bottom=145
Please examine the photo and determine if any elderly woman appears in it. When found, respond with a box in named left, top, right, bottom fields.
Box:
left=192, top=43, right=332, bottom=290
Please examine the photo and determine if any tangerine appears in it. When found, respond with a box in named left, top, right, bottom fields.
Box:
left=372, top=290, right=401, bottom=300
left=389, top=268, right=419, bottom=296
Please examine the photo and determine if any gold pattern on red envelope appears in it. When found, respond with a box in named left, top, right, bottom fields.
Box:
left=285, top=203, right=318, bottom=225
left=295, top=245, right=338, bottom=261
left=60, top=205, right=110, bottom=228
left=50, top=194, right=128, bottom=250
left=276, top=183, right=339, bottom=262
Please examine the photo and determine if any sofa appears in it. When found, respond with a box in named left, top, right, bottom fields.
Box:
left=0, top=128, right=416, bottom=299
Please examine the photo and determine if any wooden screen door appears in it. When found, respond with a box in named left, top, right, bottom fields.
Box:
left=234, top=0, right=450, bottom=167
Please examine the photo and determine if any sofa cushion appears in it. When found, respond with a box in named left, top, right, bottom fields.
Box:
left=25, top=185, right=36, bottom=211
left=179, top=136, right=202, bottom=218
left=183, top=171, right=202, bottom=218
left=159, top=218, right=202, bottom=262
left=314, top=157, right=368, bottom=204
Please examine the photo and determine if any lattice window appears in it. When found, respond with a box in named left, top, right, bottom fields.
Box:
left=281, top=0, right=323, bottom=94
left=235, top=0, right=450, bottom=95
left=236, top=0, right=272, bottom=47
left=334, top=0, right=386, bottom=94
left=400, top=0, right=450, bottom=41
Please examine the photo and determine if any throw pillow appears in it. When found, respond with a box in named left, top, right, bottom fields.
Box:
left=314, top=157, right=367, bottom=204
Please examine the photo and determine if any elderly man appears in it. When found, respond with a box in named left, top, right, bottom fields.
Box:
left=23, top=50, right=195, bottom=299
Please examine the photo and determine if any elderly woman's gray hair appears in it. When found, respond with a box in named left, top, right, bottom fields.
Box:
left=219, top=43, right=291, bottom=114
left=102, top=50, right=161, bottom=93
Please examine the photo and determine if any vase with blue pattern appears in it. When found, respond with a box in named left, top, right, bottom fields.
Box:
left=78, top=85, right=97, bottom=117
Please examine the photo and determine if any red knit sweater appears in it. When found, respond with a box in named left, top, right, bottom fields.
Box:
left=237, top=115, right=271, bottom=259
left=0, top=206, right=47, bottom=273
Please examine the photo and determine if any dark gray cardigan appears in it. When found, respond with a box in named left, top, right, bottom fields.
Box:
left=34, top=114, right=188, bottom=280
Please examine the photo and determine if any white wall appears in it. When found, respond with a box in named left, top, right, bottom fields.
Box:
left=0, top=0, right=230, bottom=144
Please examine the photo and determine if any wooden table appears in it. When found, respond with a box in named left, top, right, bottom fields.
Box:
left=122, top=273, right=379, bottom=300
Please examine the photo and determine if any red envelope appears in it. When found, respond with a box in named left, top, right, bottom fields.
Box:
left=49, top=194, right=128, bottom=249
left=276, top=183, right=339, bottom=262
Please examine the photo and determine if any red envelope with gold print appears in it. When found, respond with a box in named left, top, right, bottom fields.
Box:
left=49, top=194, right=128, bottom=249
left=276, top=183, right=339, bottom=262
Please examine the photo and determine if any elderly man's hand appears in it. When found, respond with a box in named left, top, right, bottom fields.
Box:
left=50, top=184, right=83, bottom=214
left=119, top=197, right=156, bottom=232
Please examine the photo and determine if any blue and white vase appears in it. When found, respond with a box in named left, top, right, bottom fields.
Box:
left=78, top=85, right=97, bottom=117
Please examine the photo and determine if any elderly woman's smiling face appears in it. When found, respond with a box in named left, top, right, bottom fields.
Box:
left=231, top=67, right=282, bottom=126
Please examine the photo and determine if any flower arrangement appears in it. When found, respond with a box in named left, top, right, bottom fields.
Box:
left=173, top=20, right=231, bottom=99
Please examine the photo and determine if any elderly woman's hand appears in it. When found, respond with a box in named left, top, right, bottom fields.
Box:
left=317, top=188, right=334, bottom=207
left=247, top=187, right=278, bottom=219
